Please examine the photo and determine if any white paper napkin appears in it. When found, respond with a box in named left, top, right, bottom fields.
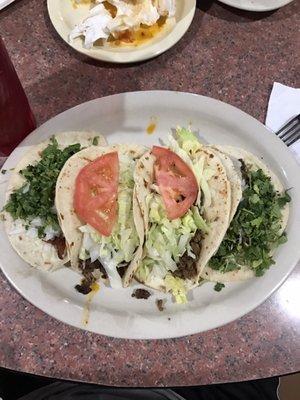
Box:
left=0, top=0, right=15, bottom=11
left=266, top=82, right=300, bottom=164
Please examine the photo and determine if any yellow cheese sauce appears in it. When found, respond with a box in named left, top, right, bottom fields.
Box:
left=82, top=282, right=100, bottom=326
left=146, top=116, right=158, bottom=134
left=147, top=122, right=157, bottom=135
left=108, top=17, right=167, bottom=47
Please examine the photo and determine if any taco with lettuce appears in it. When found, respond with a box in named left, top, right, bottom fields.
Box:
left=134, top=128, right=232, bottom=303
left=3, top=131, right=106, bottom=271
left=201, top=146, right=290, bottom=282
left=55, top=144, right=146, bottom=293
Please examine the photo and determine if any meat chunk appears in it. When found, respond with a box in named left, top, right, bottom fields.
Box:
left=75, top=259, right=107, bottom=295
left=156, top=299, right=165, bottom=312
left=46, top=236, right=66, bottom=260
left=173, top=230, right=203, bottom=280
left=132, top=289, right=151, bottom=299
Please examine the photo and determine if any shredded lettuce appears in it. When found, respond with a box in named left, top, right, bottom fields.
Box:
left=192, top=206, right=209, bottom=233
left=176, top=127, right=203, bottom=155
left=78, top=153, right=140, bottom=288
left=165, top=134, right=194, bottom=168
left=136, top=192, right=206, bottom=300
left=135, top=258, right=154, bottom=283
left=145, top=194, right=198, bottom=262
left=164, top=274, right=188, bottom=304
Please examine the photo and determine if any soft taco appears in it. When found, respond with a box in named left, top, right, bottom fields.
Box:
left=55, top=144, right=147, bottom=293
left=201, top=146, right=290, bottom=282
left=3, top=131, right=106, bottom=271
left=134, top=128, right=232, bottom=303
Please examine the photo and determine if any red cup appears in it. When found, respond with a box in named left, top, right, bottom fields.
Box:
left=0, top=37, right=36, bottom=163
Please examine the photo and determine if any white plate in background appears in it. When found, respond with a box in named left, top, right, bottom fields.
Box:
left=0, top=0, right=15, bottom=11
left=1, top=91, right=300, bottom=339
left=47, top=0, right=196, bottom=63
left=218, top=0, right=294, bottom=12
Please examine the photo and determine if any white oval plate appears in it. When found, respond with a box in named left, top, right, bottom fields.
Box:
left=1, top=91, right=300, bottom=339
left=218, top=0, right=294, bottom=12
left=47, top=0, right=196, bottom=63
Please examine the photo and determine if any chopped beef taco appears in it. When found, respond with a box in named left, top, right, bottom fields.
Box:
left=201, top=146, right=290, bottom=282
left=55, top=144, right=146, bottom=292
left=134, top=129, right=232, bottom=303
left=3, top=131, right=106, bottom=271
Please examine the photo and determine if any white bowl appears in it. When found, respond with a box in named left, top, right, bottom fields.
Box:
left=47, top=0, right=196, bottom=63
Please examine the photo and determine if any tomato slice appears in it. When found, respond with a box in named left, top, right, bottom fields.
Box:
left=74, top=152, right=119, bottom=237
left=152, top=146, right=198, bottom=220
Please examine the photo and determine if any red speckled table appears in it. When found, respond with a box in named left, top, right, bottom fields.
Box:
left=0, top=0, right=299, bottom=387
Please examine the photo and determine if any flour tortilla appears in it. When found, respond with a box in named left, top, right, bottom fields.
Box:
left=201, top=146, right=289, bottom=282
left=134, top=147, right=232, bottom=292
left=55, top=144, right=146, bottom=287
left=4, top=131, right=106, bottom=271
left=209, top=147, right=243, bottom=222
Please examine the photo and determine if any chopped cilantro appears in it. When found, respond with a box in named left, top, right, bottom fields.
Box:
left=214, top=282, right=225, bottom=292
left=209, top=167, right=290, bottom=277
left=92, top=136, right=99, bottom=146
left=4, top=137, right=81, bottom=238
left=1, top=169, right=7, bottom=174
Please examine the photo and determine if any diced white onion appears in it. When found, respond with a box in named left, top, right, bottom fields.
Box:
left=26, top=227, right=38, bottom=238
left=44, top=225, right=60, bottom=241
left=30, top=217, right=43, bottom=227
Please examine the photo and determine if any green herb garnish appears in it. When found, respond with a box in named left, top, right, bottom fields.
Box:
left=92, top=136, right=99, bottom=146
left=4, top=137, right=81, bottom=238
left=1, top=169, right=7, bottom=174
left=209, top=167, right=290, bottom=277
left=214, top=282, right=225, bottom=292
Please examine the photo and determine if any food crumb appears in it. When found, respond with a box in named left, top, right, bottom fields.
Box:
left=214, top=282, right=225, bottom=292
left=92, top=136, right=99, bottom=145
left=146, top=116, right=157, bottom=135
left=147, top=122, right=156, bottom=135
left=156, top=299, right=165, bottom=312
left=132, top=288, right=151, bottom=299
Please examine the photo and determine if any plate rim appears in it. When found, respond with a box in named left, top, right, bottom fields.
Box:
left=1, top=90, right=300, bottom=339
left=47, top=0, right=196, bottom=63
left=217, top=0, right=294, bottom=12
